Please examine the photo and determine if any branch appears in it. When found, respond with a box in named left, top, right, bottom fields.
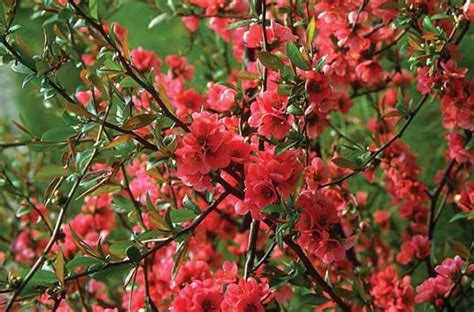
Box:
left=243, top=220, right=260, bottom=278
left=319, top=94, right=430, bottom=189
left=64, top=192, right=229, bottom=283
left=3, top=101, right=112, bottom=311
left=68, top=1, right=190, bottom=132
left=283, top=237, right=351, bottom=311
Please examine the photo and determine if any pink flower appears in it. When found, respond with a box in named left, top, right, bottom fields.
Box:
left=396, top=235, right=431, bottom=265
left=174, top=88, right=204, bottom=121
left=370, top=266, right=415, bottom=311
left=249, top=91, right=293, bottom=140
left=457, top=181, right=474, bottom=213
left=415, top=276, right=453, bottom=307
left=166, top=55, right=195, bottom=81
left=305, top=71, right=333, bottom=106
left=176, top=112, right=233, bottom=190
left=221, top=278, right=269, bottom=312
left=112, top=22, right=128, bottom=43
left=305, top=157, right=330, bottom=188
left=182, top=16, right=200, bottom=32
left=207, top=83, right=236, bottom=112
left=172, top=279, right=223, bottom=312
left=435, top=256, right=464, bottom=279
left=417, top=67, right=439, bottom=95
left=131, top=47, right=161, bottom=72
left=244, top=21, right=298, bottom=49
left=355, top=60, right=385, bottom=87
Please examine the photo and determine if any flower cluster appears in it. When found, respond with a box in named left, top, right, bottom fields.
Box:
left=1, top=0, right=473, bottom=311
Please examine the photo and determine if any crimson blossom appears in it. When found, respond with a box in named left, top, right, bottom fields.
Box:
left=0, top=0, right=473, bottom=311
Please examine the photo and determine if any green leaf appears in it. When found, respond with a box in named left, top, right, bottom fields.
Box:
left=331, top=157, right=360, bottom=170
left=306, top=16, right=316, bottom=47
left=172, top=240, right=189, bottom=282
left=262, top=204, right=286, bottom=214
left=148, top=13, right=169, bottom=29
left=449, top=212, right=470, bottom=223
left=91, top=263, right=133, bottom=281
left=422, top=16, right=441, bottom=35
left=89, top=0, right=98, bottom=19
left=0, top=2, right=5, bottom=27
left=119, top=76, right=140, bottom=88
left=15, top=205, right=33, bottom=218
left=66, top=256, right=104, bottom=272
left=274, top=140, right=299, bottom=155
left=227, top=19, right=256, bottom=30
left=257, top=51, right=285, bottom=72
left=286, top=104, right=304, bottom=115
left=169, top=209, right=197, bottom=223
left=41, top=126, right=76, bottom=142
left=182, top=195, right=200, bottom=214
left=36, top=165, right=69, bottom=180
left=286, top=42, right=310, bottom=70
left=109, top=241, right=134, bottom=257
left=314, top=55, right=327, bottom=71
left=55, top=248, right=65, bottom=286
left=431, top=13, right=450, bottom=20
left=21, top=269, right=58, bottom=286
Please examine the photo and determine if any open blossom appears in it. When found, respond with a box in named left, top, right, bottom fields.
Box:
left=131, top=47, right=161, bottom=72
left=396, top=235, right=431, bottom=265
left=207, top=83, right=236, bottom=112
left=220, top=278, right=269, bottom=312
left=166, top=55, right=195, bottom=81
left=414, top=255, right=474, bottom=308
left=238, top=150, right=302, bottom=219
left=305, top=157, right=330, bottom=188
left=457, top=181, right=474, bottom=212
left=172, top=279, right=223, bottom=312
left=244, top=21, right=298, bottom=49
left=415, top=276, right=453, bottom=308
left=295, top=189, right=354, bottom=263
left=174, top=88, right=204, bottom=121
left=249, top=91, right=293, bottom=140
left=176, top=112, right=232, bottom=177
left=370, top=266, right=415, bottom=311
left=182, top=16, right=200, bottom=32
left=355, top=60, right=385, bottom=87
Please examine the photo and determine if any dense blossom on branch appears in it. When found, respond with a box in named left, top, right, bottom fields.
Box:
left=0, top=0, right=473, bottom=311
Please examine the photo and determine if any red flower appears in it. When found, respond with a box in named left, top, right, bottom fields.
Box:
left=182, top=16, right=200, bottom=32
left=249, top=91, right=293, bottom=140
left=131, top=47, right=161, bottom=72
left=176, top=112, right=233, bottom=190
left=370, top=266, right=415, bottom=311
left=172, top=279, right=223, bottom=312
left=174, top=88, right=204, bottom=121
left=415, top=276, right=453, bottom=308
left=207, top=83, right=236, bottom=113
left=221, top=278, right=269, bottom=312
left=244, top=21, right=297, bottom=49
left=305, top=157, right=330, bottom=188
left=457, top=181, right=474, bottom=213
left=396, top=235, right=431, bottom=265
left=355, top=60, right=385, bottom=87
left=239, top=150, right=302, bottom=219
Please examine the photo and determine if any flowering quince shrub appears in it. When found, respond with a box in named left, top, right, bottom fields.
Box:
left=0, top=0, right=474, bottom=311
